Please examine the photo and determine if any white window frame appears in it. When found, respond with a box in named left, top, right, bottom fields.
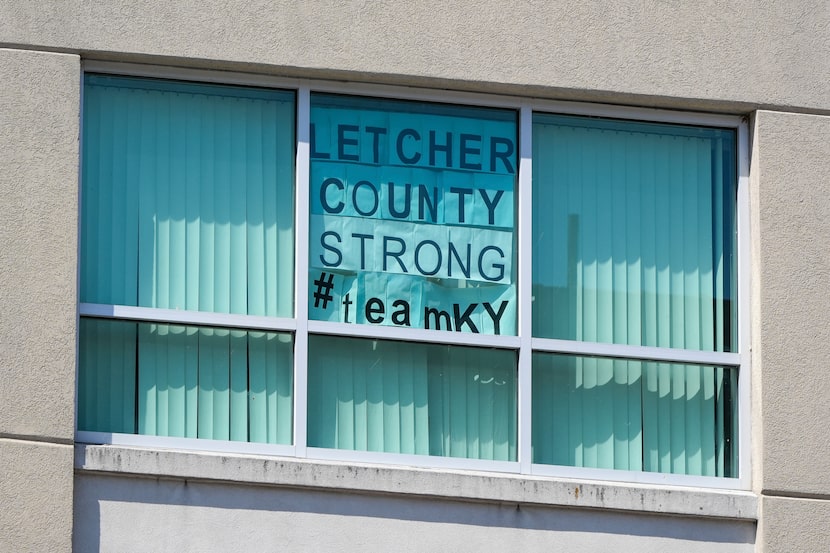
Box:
left=76, top=61, right=751, bottom=491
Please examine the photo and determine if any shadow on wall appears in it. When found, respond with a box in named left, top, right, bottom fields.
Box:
left=74, top=473, right=755, bottom=552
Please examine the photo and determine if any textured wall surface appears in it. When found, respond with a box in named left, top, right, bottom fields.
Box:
left=74, top=473, right=756, bottom=553
left=0, top=439, right=74, bottom=553
left=0, top=48, right=80, bottom=441
left=0, top=4, right=829, bottom=552
left=753, top=111, right=830, bottom=498
left=759, top=496, right=830, bottom=553
left=0, top=47, right=79, bottom=553
left=0, top=1, right=828, bottom=113
left=751, top=110, right=830, bottom=551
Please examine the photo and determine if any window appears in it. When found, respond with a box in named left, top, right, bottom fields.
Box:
left=78, top=75, right=296, bottom=444
left=78, top=72, right=744, bottom=485
left=530, top=115, right=738, bottom=477
left=303, top=95, right=519, bottom=461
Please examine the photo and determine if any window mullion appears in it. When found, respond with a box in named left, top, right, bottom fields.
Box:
left=293, top=85, right=312, bottom=457
left=306, top=320, right=521, bottom=349
left=517, top=103, right=534, bottom=474
left=736, top=119, right=751, bottom=486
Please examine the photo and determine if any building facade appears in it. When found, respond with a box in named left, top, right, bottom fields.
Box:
left=1, top=2, right=829, bottom=551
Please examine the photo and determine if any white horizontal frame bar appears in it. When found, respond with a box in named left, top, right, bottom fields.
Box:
left=76, top=431, right=296, bottom=459
left=530, top=462, right=741, bottom=491
left=83, top=60, right=305, bottom=93
left=531, top=337, right=741, bottom=366
left=83, top=61, right=745, bottom=128
left=307, top=447, right=519, bottom=474
left=304, top=80, right=524, bottom=109
left=82, top=60, right=524, bottom=110
left=306, top=320, right=522, bottom=349
left=532, top=98, right=743, bottom=129
left=79, top=303, right=297, bottom=333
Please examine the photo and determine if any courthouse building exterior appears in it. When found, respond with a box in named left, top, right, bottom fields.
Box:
left=1, top=2, right=829, bottom=551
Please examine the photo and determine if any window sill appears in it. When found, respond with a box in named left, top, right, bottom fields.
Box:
left=74, top=443, right=757, bottom=521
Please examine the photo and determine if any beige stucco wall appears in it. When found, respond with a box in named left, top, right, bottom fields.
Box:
left=1, top=1, right=829, bottom=114
left=753, top=110, right=830, bottom=497
left=0, top=47, right=80, bottom=552
left=759, top=496, right=830, bottom=553
left=0, top=440, right=74, bottom=552
left=1, top=3, right=829, bottom=552
left=751, top=110, right=830, bottom=551
left=0, top=47, right=80, bottom=442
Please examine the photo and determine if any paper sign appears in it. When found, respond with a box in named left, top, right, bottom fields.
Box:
left=309, top=97, right=517, bottom=335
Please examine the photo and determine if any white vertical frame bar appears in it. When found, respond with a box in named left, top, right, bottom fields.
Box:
left=737, top=119, right=752, bottom=489
left=75, top=68, right=86, bottom=435
left=293, top=85, right=311, bottom=457
left=517, top=103, right=534, bottom=473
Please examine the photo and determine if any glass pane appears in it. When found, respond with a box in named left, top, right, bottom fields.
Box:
left=309, top=94, right=518, bottom=336
left=532, top=352, right=737, bottom=477
left=532, top=114, right=737, bottom=352
left=80, top=75, right=296, bottom=317
left=78, top=318, right=294, bottom=445
left=308, top=335, right=517, bottom=461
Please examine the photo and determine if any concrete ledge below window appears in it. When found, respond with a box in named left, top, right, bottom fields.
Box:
left=74, top=444, right=757, bottom=521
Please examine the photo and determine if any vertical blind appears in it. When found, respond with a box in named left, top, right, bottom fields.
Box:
left=532, top=116, right=736, bottom=349
left=78, top=77, right=739, bottom=477
left=307, top=336, right=517, bottom=461
left=79, top=319, right=294, bottom=444
left=531, top=115, right=737, bottom=476
left=532, top=354, right=736, bottom=476
left=78, top=76, right=296, bottom=442
left=81, top=75, right=295, bottom=315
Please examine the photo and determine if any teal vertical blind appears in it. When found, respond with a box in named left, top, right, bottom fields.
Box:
left=530, top=114, right=738, bottom=477
left=79, top=75, right=297, bottom=442
left=79, top=319, right=294, bottom=443
left=80, top=75, right=295, bottom=316
left=532, top=354, right=736, bottom=477
left=532, top=115, right=737, bottom=351
left=307, top=336, right=517, bottom=461
left=77, top=76, right=741, bottom=477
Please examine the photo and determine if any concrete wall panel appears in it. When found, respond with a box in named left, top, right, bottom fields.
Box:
left=753, top=111, right=830, bottom=496
left=74, top=473, right=756, bottom=553
left=0, top=439, right=74, bottom=553
left=0, top=48, right=80, bottom=441
left=759, top=496, right=830, bottom=553
left=0, top=2, right=828, bottom=113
